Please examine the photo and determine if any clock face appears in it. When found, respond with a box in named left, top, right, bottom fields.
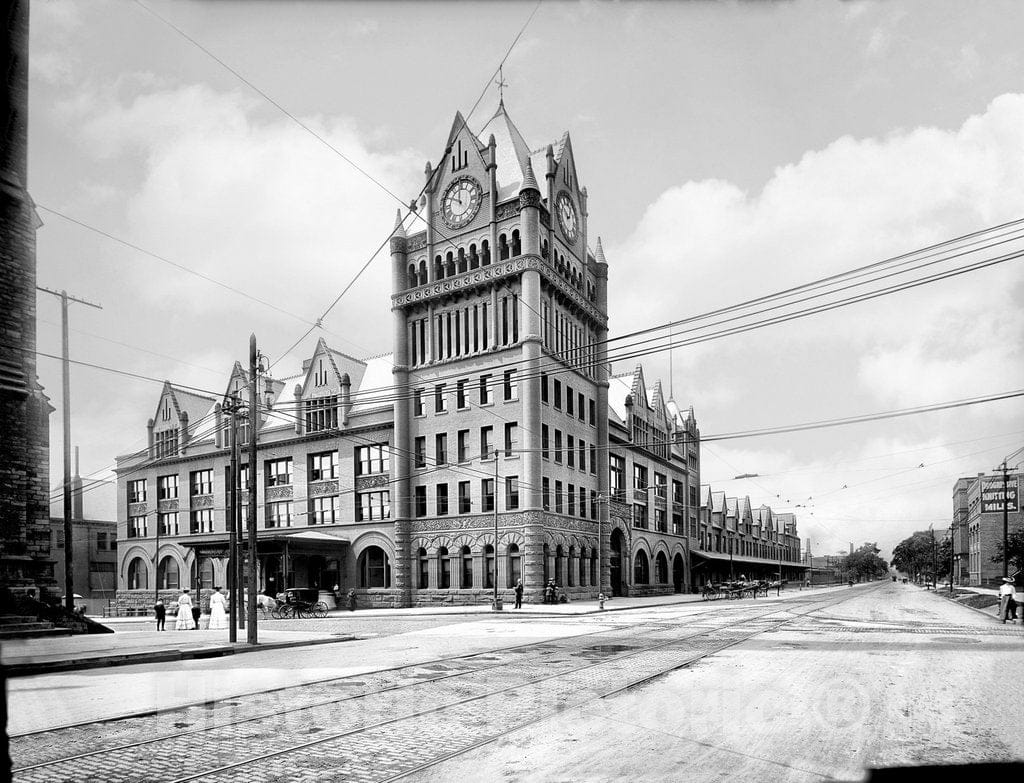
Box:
left=556, top=192, right=578, bottom=244
left=440, top=176, right=483, bottom=229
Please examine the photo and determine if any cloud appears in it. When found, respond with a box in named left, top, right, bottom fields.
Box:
left=68, top=82, right=424, bottom=363
left=608, top=93, right=1024, bottom=554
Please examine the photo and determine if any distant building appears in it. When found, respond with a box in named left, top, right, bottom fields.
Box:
left=50, top=450, right=117, bottom=613
left=695, top=488, right=805, bottom=585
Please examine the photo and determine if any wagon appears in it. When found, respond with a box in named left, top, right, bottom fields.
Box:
left=272, top=588, right=328, bottom=619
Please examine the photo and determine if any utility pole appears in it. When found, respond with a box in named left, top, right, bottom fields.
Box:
left=247, top=335, right=259, bottom=644
left=37, top=286, right=102, bottom=612
left=999, top=460, right=1007, bottom=577
left=492, top=448, right=501, bottom=610
left=225, top=394, right=240, bottom=643
left=949, top=524, right=955, bottom=595
left=930, top=524, right=936, bottom=590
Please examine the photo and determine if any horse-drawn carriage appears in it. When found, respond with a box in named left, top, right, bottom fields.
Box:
left=270, top=588, right=328, bottom=619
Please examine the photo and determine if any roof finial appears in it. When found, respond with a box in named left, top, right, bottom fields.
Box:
left=495, top=65, right=508, bottom=107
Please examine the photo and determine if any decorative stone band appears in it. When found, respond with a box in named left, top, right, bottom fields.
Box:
left=518, top=190, right=542, bottom=209
left=191, top=494, right=214, bottom=509
left=157, top=499, right=179, bottom=513
left=266, top=485, right=293, bottom=501
left=128, top=502, right=147, bottom=516
left=308, top=480, right=339, bottom=497
left=392, top=255, right=607, bottom=328
left=406, top=232, right=427, bottom=253
left=497, top=200, right=522, bottom=220
left=411, top=510, right=600, bottom=534
left=356, top=474, right=390, bottom=491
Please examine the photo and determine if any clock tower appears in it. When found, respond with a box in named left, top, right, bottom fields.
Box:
left=390, top=103, right=610, bottom=604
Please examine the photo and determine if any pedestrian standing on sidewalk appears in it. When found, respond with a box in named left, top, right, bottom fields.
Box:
left=153, top=599, right=166, bottom=631
left=191, top=595, right=202, bottom=630
left=998, top=577, right=1017, bottom=623
left=207, top=586, right=229, bottom=630
left=175, top=589, right=196, bottom=631
left=514, top=579, right=524, bottom=609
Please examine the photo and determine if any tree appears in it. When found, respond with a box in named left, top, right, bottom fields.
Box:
left=892, top=530, right=943, bottom=582
left=991, top=527, right=1024, bottom=577
left=843, top=542, right=889, bottom=582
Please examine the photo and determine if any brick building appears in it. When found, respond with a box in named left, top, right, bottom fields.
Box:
left=956, top=470, right=1022, bottom=587
left=114, top=103, right=799, bottom=607
left=1, top=0, right=56, bottom=600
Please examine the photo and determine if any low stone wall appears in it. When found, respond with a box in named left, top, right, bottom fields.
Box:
left=113, top=589, right=215, bottom=615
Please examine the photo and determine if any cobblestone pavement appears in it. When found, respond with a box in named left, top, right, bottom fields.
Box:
left=10, top=591, right=850, bottom=783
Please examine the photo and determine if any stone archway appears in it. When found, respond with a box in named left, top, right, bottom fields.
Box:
left=610, top=528, right=625, bottom=597
left=673, top=553, right=685, bottom=593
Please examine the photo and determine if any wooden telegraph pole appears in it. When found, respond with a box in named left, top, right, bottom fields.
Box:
left=37, top=286, right=102, bottom=612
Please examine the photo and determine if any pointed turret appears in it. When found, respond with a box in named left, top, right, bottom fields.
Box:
left=520, top=157, right=540, bottom=195
left=595, top=237, right=607, bottom=265
left=393, top=209, right=406, bottom=238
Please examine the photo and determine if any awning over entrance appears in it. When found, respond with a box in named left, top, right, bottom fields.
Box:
left=691, top=549, right=808, bottom=570
left=182, top=531, right=350, bottom=558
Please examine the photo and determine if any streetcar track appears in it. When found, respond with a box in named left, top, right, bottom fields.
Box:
left=172, top=593, right=851, bottom=783
left=11, top=590, right=851, bottom=782
left=9, top=609, right=756, bottom=773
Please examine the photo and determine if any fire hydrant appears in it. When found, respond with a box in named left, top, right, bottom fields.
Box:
left=598, top=593, right=606, bottom=611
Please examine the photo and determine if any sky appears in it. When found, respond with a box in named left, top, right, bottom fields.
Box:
left=29, top=0, right=1024, bottom=560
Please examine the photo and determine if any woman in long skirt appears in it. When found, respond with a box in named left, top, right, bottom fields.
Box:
left=207, top=586, right=229, bottom=630
left=175, top=589, right=196, bottom=630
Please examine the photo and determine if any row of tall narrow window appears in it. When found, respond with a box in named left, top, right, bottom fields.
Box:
left=409, top=294, right=519, bottom=365
left=541, top=300, right=597, bottom=374
left=416, top=544, right=521, bottom=590
left=413, top=476, right=519, bottom=517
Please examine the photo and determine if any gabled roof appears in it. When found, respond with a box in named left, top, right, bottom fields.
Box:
left=152, top=381, right=217, bottom=430
left=711, top=490, right=726, bottom=514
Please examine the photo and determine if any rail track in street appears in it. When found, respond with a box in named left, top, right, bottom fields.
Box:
left=11, top=588, right=868, bottom=783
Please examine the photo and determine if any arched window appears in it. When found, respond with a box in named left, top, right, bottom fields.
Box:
left=434, top=254, right=443, bottom=280
left=481, top=240, right=491, bottom=265
left=567, top=546, right=576, bottom=587
left=469, top=243, right=479, bottom=269
left=634, top=550, right=650, bottom=584
left=446, top=251, right=456, bottom=277
left=499, top=234, right=509, bottom=261
left=460, top=545, right=473, bottom=589
left=542, top=543, right=550, bottom=584
left=359, top=546, right=391, bottom=588
left=555, top=544, right=565, bottom=585
left=438, top=546, right=451, bottom=589
left=158, top=556, right=179, bottom=590
left=408, top=264, right=418, bottom=288
left=457, top=248, right=467, bottom=273
left=511, top=229, right=521, bottom=256
left=127, top=557, right=148, bottom=590
left=655, top=552, right=669, bottom=584
left=485, top=544, right=495, bottom=589
left=507, top=543, right=521, bottom=587
left=541, top=238, right=549, bottom=259
left=419, top=259, right=427, bottom=283
left=190, top=556, right=213, bottom=590
left=590, top=548, right=598, bottom=586
left=418, top=547, right=429, bottom=589
left=579, top=546, right=587, bottom=587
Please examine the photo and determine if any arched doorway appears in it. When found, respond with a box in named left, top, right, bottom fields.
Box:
left=673, top=553, right=685, bottom=593
left=609, top=528, right=625, bottom=597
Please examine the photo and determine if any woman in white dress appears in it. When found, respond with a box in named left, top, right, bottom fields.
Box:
left=175, top=589, right=196, bottom=630
left=207, top=586, right=229, bottom=630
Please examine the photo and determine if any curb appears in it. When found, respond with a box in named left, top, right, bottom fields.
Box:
left=926, top=587, right=1012, bottom=625
left=3, top=634, right=355, bottom=678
